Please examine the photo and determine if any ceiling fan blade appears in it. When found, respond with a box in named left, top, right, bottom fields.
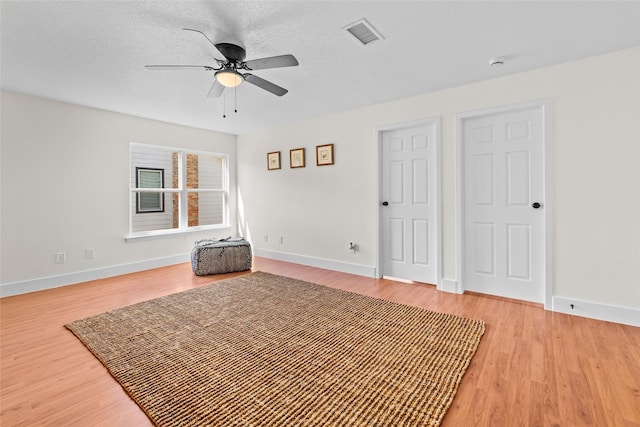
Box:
left=243, top=74, right=288, bottom=96
left=207, top=80, right=225, bottom=98
left=244, top=54, right=299, bottom=70
left=145, top=65, right=214, bottom=70
left=182, top=28, right=225, bottom=58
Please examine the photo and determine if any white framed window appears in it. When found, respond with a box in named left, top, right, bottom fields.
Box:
left=129, top=143, right=229, bottom=238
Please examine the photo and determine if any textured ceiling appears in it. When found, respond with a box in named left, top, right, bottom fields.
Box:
left=1, top=1, right=639, bottom=135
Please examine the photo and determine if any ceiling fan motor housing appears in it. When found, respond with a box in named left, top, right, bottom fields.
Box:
left=215, top=43, right=246, bottom=63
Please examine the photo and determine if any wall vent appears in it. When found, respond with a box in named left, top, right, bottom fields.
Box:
left=343, top=19, right=384, bottom=45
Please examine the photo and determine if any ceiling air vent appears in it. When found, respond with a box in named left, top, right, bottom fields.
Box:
left=343, top=19, right=384, bottom=45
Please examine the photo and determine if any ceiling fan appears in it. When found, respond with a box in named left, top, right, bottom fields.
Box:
left=145, top=29, right=299, bottom=97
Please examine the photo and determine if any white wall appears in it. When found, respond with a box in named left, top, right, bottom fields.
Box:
left=237, top=47, right=640, bottom=312
left=0, top=92, right=237, bottom=290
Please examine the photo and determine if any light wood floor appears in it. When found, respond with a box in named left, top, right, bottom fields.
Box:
left=1, top=257, right=639, bottom=426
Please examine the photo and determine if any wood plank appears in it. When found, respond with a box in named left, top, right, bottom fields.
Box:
left=1, top=257, right=639, bottom=426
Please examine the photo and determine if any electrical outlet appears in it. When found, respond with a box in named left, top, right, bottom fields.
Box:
left=279, top=236, right=284, bottom=244
left=55, top=252, right=66, bottom=264
left=85, top=248, right=95, bottom=259
left=264, top=234, right=268, bottom=243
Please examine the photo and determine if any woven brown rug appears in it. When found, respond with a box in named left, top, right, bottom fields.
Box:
left=66, top=272, right=485, bottom=426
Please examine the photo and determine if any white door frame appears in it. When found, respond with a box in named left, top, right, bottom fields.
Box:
left=456, top=100, right=553, bottom=309
left=374, top=117, right=443, bottom=290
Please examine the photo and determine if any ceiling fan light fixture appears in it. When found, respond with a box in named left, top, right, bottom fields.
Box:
left=215, top=70, right=243, bottom=87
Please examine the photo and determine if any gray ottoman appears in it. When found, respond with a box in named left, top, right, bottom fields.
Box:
left=191, top=237, right=252, bottom=276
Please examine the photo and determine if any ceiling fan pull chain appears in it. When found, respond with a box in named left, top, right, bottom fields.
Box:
left=234, top=86, right=238, bottom=113
left=222, top=91, right=226, bottom=118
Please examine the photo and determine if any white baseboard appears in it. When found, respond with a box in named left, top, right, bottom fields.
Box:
left=254, top=249, right=377, bottom=278
left=0, top=254, right=191, bottom=298
left=440, top=279, right=462, bottom=294
left=552, top=296, right=640, bottom=327
left=5, top=254, right=637, bottom=328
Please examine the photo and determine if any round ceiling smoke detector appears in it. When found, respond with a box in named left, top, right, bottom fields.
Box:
left=489, top=57, right=505, bottom=68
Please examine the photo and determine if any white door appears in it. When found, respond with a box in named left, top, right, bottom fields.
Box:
left=381, top=122, right=438, bottom=284
left=461, top=105, right=545, bottom=303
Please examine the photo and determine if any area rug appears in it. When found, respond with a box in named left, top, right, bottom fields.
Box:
left=66, top=272, right=485, bottom=426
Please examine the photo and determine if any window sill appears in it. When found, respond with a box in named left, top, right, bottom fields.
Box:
left=125, top=225, right=230, bottom=242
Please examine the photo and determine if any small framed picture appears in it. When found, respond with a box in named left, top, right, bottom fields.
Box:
left=316, top=144, right=334, bottom=166
left=267, top=151, right=281, bottom=170
left=290, top=148, right=305, bottom=168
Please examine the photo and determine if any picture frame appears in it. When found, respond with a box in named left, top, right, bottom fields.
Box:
left=289, top=148, right=305, bottom=168
left=316, top=144, right=334, bottom=166
left=267, top=151, right=281, bottom=170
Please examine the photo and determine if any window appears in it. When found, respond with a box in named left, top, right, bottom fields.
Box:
left=129, top=143, right=228, bottom=237
left=136, top=168, right=165, bottom=213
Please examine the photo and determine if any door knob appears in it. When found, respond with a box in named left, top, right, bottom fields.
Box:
left=532, top=202, right=542, bottom=209
left=382, top=201, right=389, bottom=206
